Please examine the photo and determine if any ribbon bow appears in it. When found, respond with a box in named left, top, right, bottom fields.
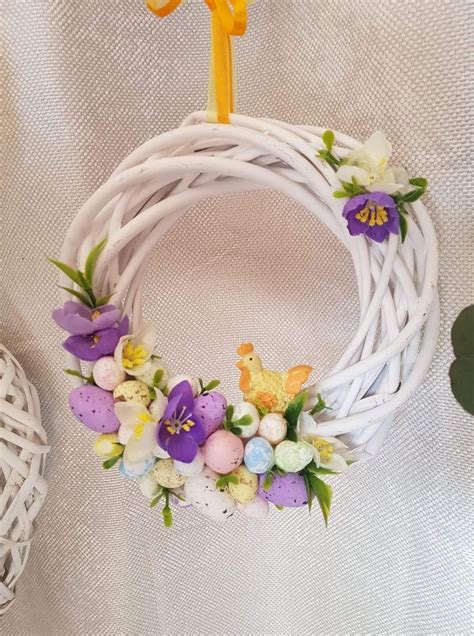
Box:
left=146, top=0, right=248, bottom=123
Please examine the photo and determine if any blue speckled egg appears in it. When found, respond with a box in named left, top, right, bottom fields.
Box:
left=244, top=437, right=274, bottom=474
left=119, top=456, right=155, bottom=479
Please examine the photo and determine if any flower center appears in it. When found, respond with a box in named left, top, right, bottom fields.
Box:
left=133, top=412, right=152, bottom=439
left=164, top=406, right=195, bottom=435
left=355, top=202, right=388, bottom=227
left=122, top=341, right=148, bottom=369
left=91, top=334, right=101, bottom=349
left=313, top=438, right=334, bottom=463
left=91, top=309, right=102, bottom=320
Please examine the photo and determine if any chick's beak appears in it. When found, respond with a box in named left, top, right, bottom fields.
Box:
left=236, top=360, right=244, bottom=369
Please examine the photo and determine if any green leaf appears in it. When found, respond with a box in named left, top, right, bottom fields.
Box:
left=451, top=305, right=474, bottom=357
left=399, top=211, right=408, bottom=243
left=399, top=189, right=424, bottom=203
left=153, top=369, right=164, bottom=386
left=306, top=473, right=332, bottom=526
left=275, top=505, right=284, bottom=511
left=333, top=190, right=349, bottom=199
left=58, top=286, right=94, bottom=308
left=262, top=471, right=274, bottom=492
left=409, top=177, right=428, bottom=191
left=229, top=426, right=242, bottom=436
left=286, top=427, right=298, bottom=442
left=64, top=368, right=93, bottom=383
left=102, top=455, right=121, bottom=470
left=305, top=461, right=339, bottom=476
left=198, top=378, right=204, bottom=392
left=449, top=355, right=474, bottom=415
left=216, top=475, right=239, bottom=489
left=49, top=259, right=85, bottom=288
left=150, top=493, right=164, bottom=508
left=162, top=505, right=173, bottom=528
left=322, top=130, right=335, bottom=152
left=202, top=379, right=221, bottom=393
left=232, top=414, right=253, bottom=427
left=151, top=354, right=162, bottom=360
left=309, top=393, right=327, bottom=415
left=95, top=294, right=113, bottom=306
left=225, top=405, right=234, bottom=421
left=84, top=239, right=107, bottom=284
left=303, top=472, right=314, bottom=512
left=284, top=390, right=308, bottom=430
left=149, top=386, right=157, bottom=400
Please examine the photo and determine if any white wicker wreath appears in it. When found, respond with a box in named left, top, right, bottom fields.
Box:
left=0, top=345, right=48, bottom=614
left=51, top=112, right=439, bottom=525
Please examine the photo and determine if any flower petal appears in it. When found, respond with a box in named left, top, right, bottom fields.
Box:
left=95, top=328, right=120, bottom=356
left=133, top=321, right=156, bottom=356
left=321, top=453, right=348, bottom=472
left=167, top=380, right=194, bottom=414
left=166, top=432, right=198, bottom=463
left=336, top=165, right=370, bottom=186
left=124, top=421, right=157, bottom=463
left=91, top=306, right=121, bottom=331
left=114, top=402, right=148, bottom=428
left=63, top=334, right=103, bottom=361
left=188, top=419, right=205, bottom=445
left=364, top=130, right=392, bottom=161
left=52, top=306, right=96, bottom=335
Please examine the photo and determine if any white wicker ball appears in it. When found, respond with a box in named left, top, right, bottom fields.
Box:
left=0, top=345, right=49, bottom=614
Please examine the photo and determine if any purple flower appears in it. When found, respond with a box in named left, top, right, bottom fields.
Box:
left=343, top=192, right=399, bottom=243
left=53, top=301, right=121, bottom=335
left=63, top=316, right=129, bottom=361
left=157, top=381, right=205, bottom=463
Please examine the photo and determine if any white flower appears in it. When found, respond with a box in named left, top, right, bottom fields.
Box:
left=336, top=131, right=410, bottom=195
left=114, top=321, right=156, bottom=377
left=114, top=401, right=158, bottom=463
left=298, top=412, right=354, bottom=472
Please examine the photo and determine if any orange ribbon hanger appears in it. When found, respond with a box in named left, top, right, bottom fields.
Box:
left=146, top=0, right=248, bottom=124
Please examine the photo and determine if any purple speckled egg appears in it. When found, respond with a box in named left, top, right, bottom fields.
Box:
left=69, top=385, right=120, bottom=433
left=193, top=391, right=227, bottom=438
left=258, top=472, right=308, bottom=508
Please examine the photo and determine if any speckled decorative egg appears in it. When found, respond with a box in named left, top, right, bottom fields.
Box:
left=92, top=356, right=126, bottom=391
left=258, top=413, right=287, bottom=445
left=138, top=471, right=161, bottom=499
left=69, top=385, right=120, bottom=433
left=193, top=391, right=227, bottom=438
left=184, top=467, right=236, bottom=522
left=152, top=459, right=187, bottom=489
left=258, top=472, right=308, bottom=507
left=174, top=448, right=204, bottom=477
left=137, top=359, right=169, bottom=389
left=231, top=402, right=260, bottom=438
left=227, top=465, right=258, bottom=504
left=113, top=380, right=150, bottom=406
left=274, top=440, right=313, bottom=473
left=243, top=437, right=274, bottom=474
left=149, top=390, right=168, bottom=421
left=237, top=495, right=269, bottom=519
left=203, top=430, right=244, bottom=474
left=119, top=455, right=154, bottom=480
left=167, top=375, right=199, bottom=396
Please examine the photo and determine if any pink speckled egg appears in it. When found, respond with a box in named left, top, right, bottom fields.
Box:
left=69, top=385, right=120, bottom=433
left=258, top=472, right=308, bottom=508
left=203, top=430, right=244, bottom=474
left=92, top=356, right=126, bottom=391
left=193, top=391, right=227, bottom=438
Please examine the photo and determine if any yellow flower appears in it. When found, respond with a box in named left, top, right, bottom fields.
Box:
left=93, top=433, right=123, bottom=459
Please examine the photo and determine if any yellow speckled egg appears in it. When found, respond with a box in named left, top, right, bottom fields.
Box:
left=152, top=459, right=187, bottom=489
left=227, top=465, right=258, bottom=504
left=113, top=380, right=150, bottom=406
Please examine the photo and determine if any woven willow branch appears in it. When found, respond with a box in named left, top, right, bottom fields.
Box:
left=0, top=345, right=49, bottom=614
left=59, top=112, right=439, bottom=458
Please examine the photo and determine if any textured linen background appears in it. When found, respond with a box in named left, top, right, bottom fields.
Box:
left=2, top=0, right=473, bottom=633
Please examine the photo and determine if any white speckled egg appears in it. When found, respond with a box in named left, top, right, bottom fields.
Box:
left=258, top=413, right=287, bottom=445
left=119, top=455, right=154, bottom=479
left=137, top=359, right=169, bottom=389
left=167, top=375, right=199, bottom=396
left=113, top=380, right=150, bottom=406
left=274, top=440, right=313, bottom=472
left=174, top=448, right=204, bottom=477
left=237, top=495, right=269, bottom=519
left=227, top=465, right=258, bottom=504
left=138, top=471, right=160, bottom=499
left=152, top=458, right=187, bottom=489
left=184, top=467, right=236, bottom=522
left=231, top=402, right=260, bottom=438
left=244, top=437, right=274, bottom=474
left=92, top=356, right=126, bottom=391
left=149, top=390, right=168, bottom=421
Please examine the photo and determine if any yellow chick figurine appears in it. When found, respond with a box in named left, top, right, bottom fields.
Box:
left=236, top=343, right=313, bottom=414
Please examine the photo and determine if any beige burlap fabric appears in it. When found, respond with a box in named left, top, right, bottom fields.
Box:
left=2, top=1, right=472, bottom=633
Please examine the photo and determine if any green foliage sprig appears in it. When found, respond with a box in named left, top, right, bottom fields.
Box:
left=49, top=239, right=108, bottom=308
left=317, top=130, right=343, bottom=170
left=450, top=305, right=474, bottom=415
left=223, top=405, right=254, bottom=436
left=150, top=488, right=174, bottom=527
left=198, top=378, right=221, bottom=394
